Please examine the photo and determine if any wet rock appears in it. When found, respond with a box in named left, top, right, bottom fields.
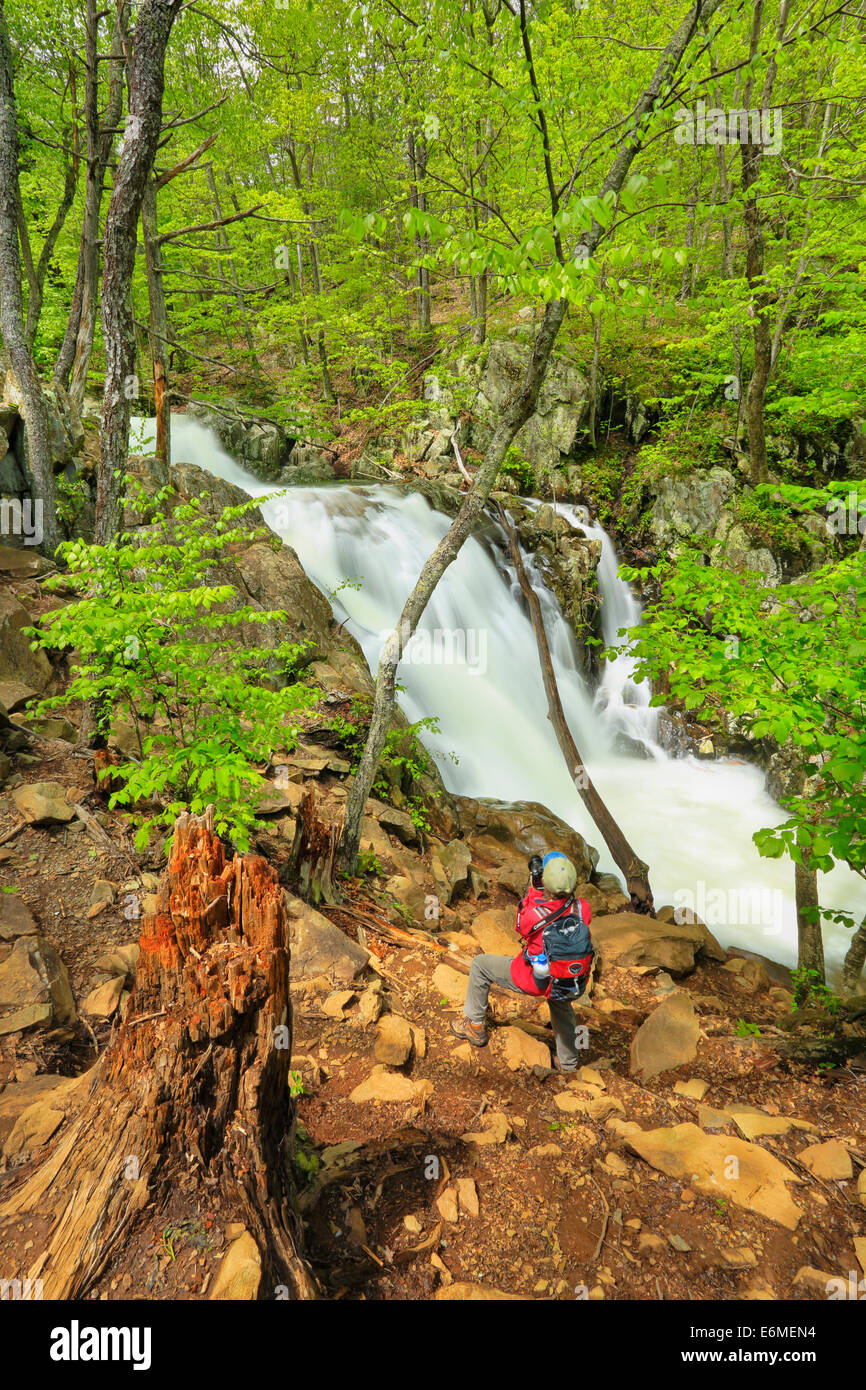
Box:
left=630, top=992, right=699, bottom=1080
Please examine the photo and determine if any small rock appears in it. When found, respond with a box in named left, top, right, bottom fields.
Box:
left=89, top=879, right=116, bottom=908
left=434, top=1283, right=525, bottom=1301
left=456, top=1177, right=479, bottom=1217
left=403, top=1214, right=422, bottom=1235
left=798, top=1139, right=853, bottom=1181
left=322, top=989, right=356, bottom=1019
left=529, top=1143, right=562, bottom=1159
left=792, top=1266, right=833, bottom=1297
left=209, top=1231, right=262, bottom=1301
left=674, top=1078, right=709, bottom=1101
left=432, top=962, right=468, bottom=1005
left=374, top=1013, right=413, bottom=1066
left=499, top=1025, right=551, bottom=1072
left=349, top=1068, right=432, bottom=1106
left=461, top=1111, right=510, bottom=1145
left=436, top=1187, right=459, bottom=1223
left=358, top=988, right=383, bottom=1025
left=82, top=975, right=125, bottom=1019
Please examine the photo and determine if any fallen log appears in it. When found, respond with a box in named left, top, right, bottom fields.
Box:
left=0, top=806, right=317, bottom=1300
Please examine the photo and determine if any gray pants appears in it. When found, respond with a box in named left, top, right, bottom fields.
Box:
left=463, top=953, right=581, bottom=1069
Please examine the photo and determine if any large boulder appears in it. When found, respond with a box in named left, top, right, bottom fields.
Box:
left=470, top=907, right=517, bottom=956
left=0, top=934, right=76, bottom=1035
left=0, top=592, right=52, bottom=691
left=649, top=467, right=737, bottom=551
left=592, top=912, right=722, bottom=976
left=611, top=1117, right=804, bottom=1230
left=630, top=991, right=700, bottom=1080
left=432, top=839, right=472, bottom=906
left=472, top=340, right=591, bottom=482
left=457, top=796, right=597, bottom=886
left=285, top=895, right=370, bottom=982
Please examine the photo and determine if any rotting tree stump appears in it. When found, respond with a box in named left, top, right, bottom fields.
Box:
left=0, top=806, right=317, bottom=1300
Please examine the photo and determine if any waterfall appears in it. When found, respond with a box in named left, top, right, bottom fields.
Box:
left=129, top=415, right=866, bottom=980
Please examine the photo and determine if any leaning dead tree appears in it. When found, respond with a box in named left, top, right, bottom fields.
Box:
left=498, top=505, right=654, bottom=911
left=0, top=808, right=317, bottom=1301
left=338, top=0, right=724, bottom=873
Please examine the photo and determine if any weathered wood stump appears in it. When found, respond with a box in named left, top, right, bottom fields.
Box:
left=287, top=784, right=342, bottom=906
left=0, top=807, right=317, bottom=1299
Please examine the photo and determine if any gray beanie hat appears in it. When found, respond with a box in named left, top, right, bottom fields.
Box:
left=542, top=853, right=577, bottom=896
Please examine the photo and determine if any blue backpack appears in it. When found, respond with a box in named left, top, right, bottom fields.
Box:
left=540, top=896, right=595, bottom=1002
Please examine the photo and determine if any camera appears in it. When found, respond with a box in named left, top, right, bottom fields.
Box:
left=528, top=854, right=544, bottom=888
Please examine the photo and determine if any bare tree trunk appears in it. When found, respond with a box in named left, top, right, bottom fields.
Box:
left=500, top=505, right=653, bottom=907
left=204, top=161, right=260, bottom=371
left=794, top=853, right=825, bottom=989
left=141, top=178, right=170, bottom=466
left=740, top=0, right=790, bottom=486
left=0, top=808, right=317, bottom=1300
left=19, top=112, right=79, bottom=347
left=0, top=8, right=59, bottom=555
left=96, top=0, right=183, bottom=545
left=67, top=0, right=127, bottom=408
left=338, top=0, right=724, bottom=874
left=841, top=911, right=866, bottom=996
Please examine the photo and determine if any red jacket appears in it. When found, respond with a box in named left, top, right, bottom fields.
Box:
left=509, top=886, right=592, bottom=995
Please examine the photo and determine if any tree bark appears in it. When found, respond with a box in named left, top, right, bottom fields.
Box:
left=0, top=7, right=59, bottom=555
left=141, top=178, right=170, bottom=466
left=338, top=0, right=724, bottom=874
left=841, top=911, right=866, bottom=996
left=499, top=505, right=653, bottom=907
left=96, top=0, right=182, bottom=545
left=66, top=0, right=127, bottom=406
left=794, top=853, right=825, bottom=989
left=0, top=808, right=317, bottom=1301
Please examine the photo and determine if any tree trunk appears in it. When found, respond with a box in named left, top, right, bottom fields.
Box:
left=204, top=162, right=260, bottom=371
left=19, top=114, right=79, bottom=348
left=0, top=8, right=59, bottom=555
left=794, top=853, right=825, bottom=989
left=67, top=0, right=127, bottom=408
left=285, top=785, right=342, bottom=906
left=499, top=505, right=653, bottom=907
left=141, top=178, right=170, bottom=466
left=96, top=0, right=183, bottom=545
left=0, top=808, right=317, bottom=1301
left=841, top=911, right=866, bottom=996
left=338, top=0, right=724, bottom=874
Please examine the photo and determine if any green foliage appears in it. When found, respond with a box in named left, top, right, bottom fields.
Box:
left=734, top=1019, right=762, bottom=1038
left=27, top=482, right=315, bottom=853
left=500, top=445, right=534, bottom=492
left=355, top=847, right=383, bottom=877
left=791, top=967, right=840, bottom=1014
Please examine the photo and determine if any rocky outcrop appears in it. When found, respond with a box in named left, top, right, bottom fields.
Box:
left=185, top=400, right=335, bottom=485
left=501, top=498, right=602, bottom=665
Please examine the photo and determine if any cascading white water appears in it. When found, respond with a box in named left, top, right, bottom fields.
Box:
left=130, top=415, right=866, bottom=980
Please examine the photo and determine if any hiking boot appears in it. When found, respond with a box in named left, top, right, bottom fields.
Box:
left=553, top=1057, right=578, bottom=1074
left=450, top=1016, right=488, bottom=1047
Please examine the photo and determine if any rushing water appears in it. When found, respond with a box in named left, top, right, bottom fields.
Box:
left=130, top=415, right=866, bottom=980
